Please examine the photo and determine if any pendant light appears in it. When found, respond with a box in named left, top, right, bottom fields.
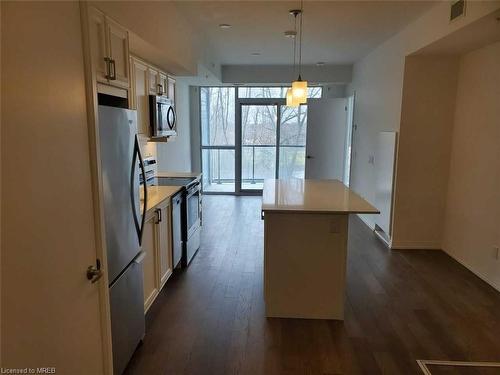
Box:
left=291, top=0, right=307, bottom=105
left=286, top=10, right=300, bottom=107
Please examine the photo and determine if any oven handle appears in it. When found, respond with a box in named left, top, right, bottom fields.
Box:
left=186, top=181, right=201, bottom=196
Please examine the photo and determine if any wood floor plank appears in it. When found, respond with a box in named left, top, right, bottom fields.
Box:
left=124, top=196, right=500, bottom=375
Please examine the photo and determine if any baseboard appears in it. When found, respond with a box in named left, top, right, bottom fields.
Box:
left=356, top=214, right=375, bottom=230
left=374, top=229, right=391, bottom=248
left=443, top=249, right=500, bottom=293
left=390, top=241, right=441, bottom=250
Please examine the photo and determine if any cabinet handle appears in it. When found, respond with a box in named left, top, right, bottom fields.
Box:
left=156, top=208, right=162, bottom=223
left=157, top=84, right=163, bottom=95
left=109, top=59, right=116, bottom=80
left=104, top=57, right=111, bottom=79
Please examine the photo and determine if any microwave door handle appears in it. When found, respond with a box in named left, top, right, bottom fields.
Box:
left=167, top=106, right=176, bottom=130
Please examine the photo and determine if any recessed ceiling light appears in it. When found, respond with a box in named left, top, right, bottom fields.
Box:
left=251, top=52, right=261, bottom=56
left=316, top=62, right=325, bottom=66
left=219, top=23, right=232, bottom=29
left=284, top=30, right=297, bottom=39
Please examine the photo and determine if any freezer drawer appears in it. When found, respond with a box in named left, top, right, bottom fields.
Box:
left=109, top=256, right=145, bottom=375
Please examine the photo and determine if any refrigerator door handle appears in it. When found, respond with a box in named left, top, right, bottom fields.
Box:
left=131, top=135, right=147, bottom=245
left=133, top=250, right=146, bottom=264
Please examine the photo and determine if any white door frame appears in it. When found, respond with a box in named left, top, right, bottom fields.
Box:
left=80, top=3, right=114, bottom=374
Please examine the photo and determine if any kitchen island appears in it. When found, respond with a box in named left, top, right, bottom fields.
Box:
left=262, top=179, right=379, bottom=320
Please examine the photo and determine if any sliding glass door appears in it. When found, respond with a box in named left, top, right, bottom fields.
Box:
left=237, top=103, right=308, bottom=193
left=200, top=87, right=236, bottom=193
left=240, top=104, right=278, bottom=191
left=279, top=105, right=307, bottom=179
left=200, top=86, right=322, bottom=194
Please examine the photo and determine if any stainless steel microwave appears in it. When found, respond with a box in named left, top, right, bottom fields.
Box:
left=149, top=95, right=176, bottom=138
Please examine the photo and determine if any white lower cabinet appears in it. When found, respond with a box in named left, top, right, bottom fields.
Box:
left=157, top=199, right=173, bottom=289
left=141, top=199, right=173, bottom=313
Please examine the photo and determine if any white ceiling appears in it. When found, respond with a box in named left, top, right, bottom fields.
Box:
left=174, top=1, right=436, bottom=65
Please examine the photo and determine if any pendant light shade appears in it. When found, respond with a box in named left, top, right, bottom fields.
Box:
left=286, top=88, right=299, bottom=107
left=291, top=76, right=308, bottom=104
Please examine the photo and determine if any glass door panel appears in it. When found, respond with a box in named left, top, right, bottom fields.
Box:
left=241, top=105, right=277, bottom=190
left=279, top=105, right=307, bottom=179
left=202, top=149, right=235, bottom=193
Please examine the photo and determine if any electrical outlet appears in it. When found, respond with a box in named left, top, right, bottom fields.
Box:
left=494, top=246, right=499, bottom=260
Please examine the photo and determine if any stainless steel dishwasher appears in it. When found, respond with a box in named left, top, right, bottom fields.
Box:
left=171, top=191, right=183, bottom=268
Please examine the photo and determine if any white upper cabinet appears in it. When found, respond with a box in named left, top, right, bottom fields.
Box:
left=87, top=7, right=130, bottom=89
left=148, top=68, right=160, bottom=95
left=159, top=72, right=168, bottom=96
left=167, top=76, right=176, bottom=103
left=88, top=7, right=108, bottom=84
left=106, top=18, right=130, bottom=89
left=130, top=57, right=149, bottom=135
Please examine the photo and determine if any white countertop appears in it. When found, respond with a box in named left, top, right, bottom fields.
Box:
left=141, top=185, right=182, bottom=213
left=262, top=179, right=379, bottom=214
left=156, top=171, right=202, bottom=179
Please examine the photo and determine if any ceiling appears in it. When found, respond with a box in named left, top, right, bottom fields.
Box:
left=174, top=1, right=436, bottom=65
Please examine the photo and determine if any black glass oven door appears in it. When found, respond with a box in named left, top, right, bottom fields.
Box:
left=187, top=189, right=200, bottom=238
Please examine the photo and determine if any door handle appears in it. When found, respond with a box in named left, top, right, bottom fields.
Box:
left=87, top=259, right=103, bottom=283
left=306, top=155, right=314, bottom=159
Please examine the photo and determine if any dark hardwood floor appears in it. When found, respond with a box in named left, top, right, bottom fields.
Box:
left=124, top=195, right=500, bottom=375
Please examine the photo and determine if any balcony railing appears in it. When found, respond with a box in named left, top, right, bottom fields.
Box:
left=204, top=144, right=305, bottom=190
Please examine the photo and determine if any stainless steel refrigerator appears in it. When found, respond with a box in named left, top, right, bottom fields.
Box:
left=98, top=105, right=147, bottom=375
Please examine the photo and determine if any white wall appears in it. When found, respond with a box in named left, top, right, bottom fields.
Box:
left=156, top=78, right=192, bottom=172
left=221, top=64, right=352, bottom=84
left=442, top=42, right=500, bottom=291
left=324, top=84, right=346, bottom=98
left=391, top=57, right=459, bottom=249
left=347, top=1, right=500, bottom=231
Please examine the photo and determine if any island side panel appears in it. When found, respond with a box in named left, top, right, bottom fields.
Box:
left=264, top=212, right=348, bottom=320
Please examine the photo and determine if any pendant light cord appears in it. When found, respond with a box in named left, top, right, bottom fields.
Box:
left=293, top=12, right=297, bottom=80
left=298, top=0, right=303, bottom=79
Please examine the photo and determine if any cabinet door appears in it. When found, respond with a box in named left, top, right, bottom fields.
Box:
left=158, top=72, right=168, bottom=96
left=167, top=76, right=176, bottom=103
left=88, top=7, right=108, bottom=83
left=157, top=200, right=173, bottom=288
left=131, top=58, right=150, bottom=136
left=148, top=68, right=160, bottom=95
left=141, top=211, right=159, bottom=312
left=106, top=17, right=130, bottom=88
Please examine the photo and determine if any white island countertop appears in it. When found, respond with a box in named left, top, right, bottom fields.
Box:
left=262, top=179, right=379, bottom=214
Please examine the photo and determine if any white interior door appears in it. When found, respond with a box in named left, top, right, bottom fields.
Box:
left=305, top=99, right=348, bottom=181
left=2, top=3, right=109, bottom=374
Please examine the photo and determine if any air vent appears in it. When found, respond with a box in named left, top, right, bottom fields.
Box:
left=450, top=0, right=466, bottom=22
